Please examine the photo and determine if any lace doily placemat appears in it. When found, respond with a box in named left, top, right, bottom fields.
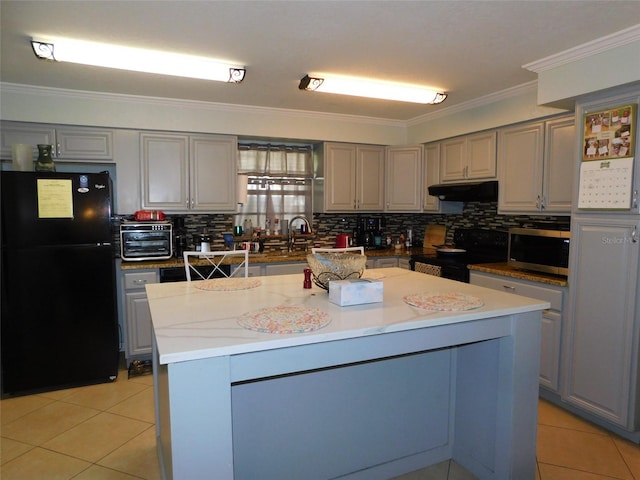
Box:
left=403, top=292, right=483, bottom=311
left=194, top=277, right=262, bottom=291
left=238, top=305, right=330, bottom=334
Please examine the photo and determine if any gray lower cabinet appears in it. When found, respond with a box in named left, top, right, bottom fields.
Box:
left=366, top=257, right=399, bottom=269
left=122, top=269, right=159, bottom=361
left=469, top=271, right=565, bottom=393
left=563, top=217, right=640, bottom=433
left=264, top=262, right=307, bottom=276
left=245, top=261, right=307, bottom=277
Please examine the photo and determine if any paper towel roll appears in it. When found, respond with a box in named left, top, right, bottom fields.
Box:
left=11, top=144, right=34, bottom=171
left=236, top=174, right=248, bottom=204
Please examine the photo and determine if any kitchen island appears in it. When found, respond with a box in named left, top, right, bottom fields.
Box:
left=147, top=268, right=549, bottom=480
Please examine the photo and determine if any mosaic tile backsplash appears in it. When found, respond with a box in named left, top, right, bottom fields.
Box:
left=114, top=202, right=568, bottom=256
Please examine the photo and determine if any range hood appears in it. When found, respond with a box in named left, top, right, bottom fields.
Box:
left=428, top=180, right=498, bottom=202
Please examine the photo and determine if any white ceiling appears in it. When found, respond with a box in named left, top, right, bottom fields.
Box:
left=1, top=1, right=640, bottom=121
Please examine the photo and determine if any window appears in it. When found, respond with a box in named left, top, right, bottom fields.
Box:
left=236, top=144, right=313, bottom=233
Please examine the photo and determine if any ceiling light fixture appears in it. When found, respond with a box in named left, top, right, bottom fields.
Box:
left=31, top=38, right=245, bottom=83
left=299, top=74, right=447, bottom=104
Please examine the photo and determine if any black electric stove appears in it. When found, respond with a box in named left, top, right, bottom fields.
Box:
left=410, top=228, right=508, bottom=283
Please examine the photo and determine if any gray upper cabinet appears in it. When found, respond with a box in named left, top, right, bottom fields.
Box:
left=544, top=116, right=576, bottom=212
left=498, top=115, right=575, bottom=214
left=1, top=121, right=113, bottom=161
left=385, top=145, right=422, bottom=212
left=317, top=142, right=385, bottom=212
left=562, top=216, right=640, bottom=430
left=440, top=131, right=496, bottom=183
left=423, top=143, right=440, bottom=212
left=422, top=142, right=464, bottom=214
left=141, top=132, right=237, bottom=212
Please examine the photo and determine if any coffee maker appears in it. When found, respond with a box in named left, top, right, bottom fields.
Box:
left=173, top=217, right=188, bottom=257
left=355, top=217, right=384, bottom=249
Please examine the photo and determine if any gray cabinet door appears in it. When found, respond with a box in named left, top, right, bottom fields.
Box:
left=543, top=116, right=575, bottom=212
left=498, top=122, right=544, bottom=212
left=563, top=217, right=639, bottom=428
left=355, top=145, right=385, bottom=211
left=56, top=127, right=113, bottom=160
left=122, top=270, right=159, bottom=360
left=323, top=143, right=357, bottom=211
left=141, top=133, right=189, bottom=210
left=423, top=143, right=441, bottom=212
left=190, top=135, right=237, bottom=211
left=385, top=146, right=422, bottom=212
left=125, top=291, right=154, bottom=357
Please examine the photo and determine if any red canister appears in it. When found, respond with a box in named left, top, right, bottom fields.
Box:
left=335, top=234, right=351, bottom=248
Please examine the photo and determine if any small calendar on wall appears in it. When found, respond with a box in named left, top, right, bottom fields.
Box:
left=578, top=157, right=633, bottom=209
left=578, top=103, right=636, bottom=210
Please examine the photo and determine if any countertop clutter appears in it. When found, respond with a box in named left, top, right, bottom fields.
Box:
left=119, top=248, right=569, bottom=287
left=118, top=247, right=417, bottom=270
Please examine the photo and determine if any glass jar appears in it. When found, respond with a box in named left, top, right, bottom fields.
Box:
left=35, top=144, right=55, bottom=172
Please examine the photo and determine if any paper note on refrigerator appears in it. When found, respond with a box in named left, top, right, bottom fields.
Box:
left=37, top=179, right=74, bottom=218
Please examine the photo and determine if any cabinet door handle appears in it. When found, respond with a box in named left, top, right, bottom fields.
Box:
left=55, top=143, right=61, bottom=157
left=133, top=279, right=147, bottom=285
left=536, top=195, right=541, bottom=210
left=632, top=226, right=638, bottom=244
left=502, top=285, right=516, bottom=291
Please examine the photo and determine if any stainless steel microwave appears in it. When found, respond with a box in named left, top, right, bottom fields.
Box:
left=508, top=227, right=570, bottom=276
left=120, top=222, right=173, bottom=261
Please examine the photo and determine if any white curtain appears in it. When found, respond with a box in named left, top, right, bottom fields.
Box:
left=236, top=144, right=313, bottom=230
left=237, top=144, right=313, bottom=177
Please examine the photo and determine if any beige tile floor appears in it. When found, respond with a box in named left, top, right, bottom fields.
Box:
left=1, top=368, right=639, bottom=480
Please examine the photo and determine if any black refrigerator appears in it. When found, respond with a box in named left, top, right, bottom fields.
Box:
left=1, top=171, right=119, bottom=396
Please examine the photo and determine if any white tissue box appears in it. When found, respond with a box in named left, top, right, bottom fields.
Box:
left=328, top=279, right=383, bottom=306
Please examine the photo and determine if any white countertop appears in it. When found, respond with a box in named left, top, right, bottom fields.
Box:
left=147, top=268, right=549, bottom=364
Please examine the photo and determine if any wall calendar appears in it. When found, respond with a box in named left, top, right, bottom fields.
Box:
left=578, top=157, right=633, bottom=210
left=578, top=103, right=636, bottom=210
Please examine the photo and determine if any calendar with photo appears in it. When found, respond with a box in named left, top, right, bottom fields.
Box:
left=579, top=104, right=636, bottom=210
left=583, top=104, right=635, bottom=161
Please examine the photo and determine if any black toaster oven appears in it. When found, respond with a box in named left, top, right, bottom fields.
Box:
left=120, top=222, right=173, bottom=261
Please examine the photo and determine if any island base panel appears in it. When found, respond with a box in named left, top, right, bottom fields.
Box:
left=232, top=350, right=452, bottom=479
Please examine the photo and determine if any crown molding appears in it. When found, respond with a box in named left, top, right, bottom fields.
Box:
left=407, top=81, right=538, bottom=126
left=0, top=82, right=405, bottom=127
left=1, top=80, right=548, bottom=128
left=523, top=24, right=640, bottom=73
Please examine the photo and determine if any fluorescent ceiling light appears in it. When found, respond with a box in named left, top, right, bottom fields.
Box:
left=31, top=38, right=245, bottom=83
left=299, top=74, right=446, bottom=104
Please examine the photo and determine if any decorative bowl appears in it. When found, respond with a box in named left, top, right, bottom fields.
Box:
left=306, top=253, right=367, bottom=290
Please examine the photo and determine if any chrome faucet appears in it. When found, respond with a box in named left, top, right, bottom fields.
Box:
left=288, top=215, right=312, bottom=251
